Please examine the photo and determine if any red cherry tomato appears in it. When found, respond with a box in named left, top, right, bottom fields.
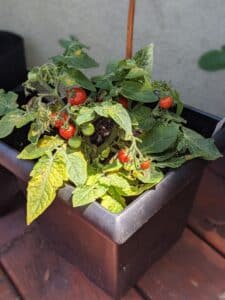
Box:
left=51, top=112, right=68, bottom=128
left=118, top=97, right=129, bottom=109
left=140, top=160, right=151, bottom=170
left=67, top=87, right=87, bottom=106
left=118, top=149, right=129, bottom=163
left=159, top=96, right=173, bottom=109
left=59, top=124, right=76, bottom=140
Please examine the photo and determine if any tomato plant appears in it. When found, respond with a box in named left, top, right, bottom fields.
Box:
left=0, top=36, right=220, bottom=224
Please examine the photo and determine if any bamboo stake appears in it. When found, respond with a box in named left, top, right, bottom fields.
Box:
left=126, top=0, right=136, bottom=59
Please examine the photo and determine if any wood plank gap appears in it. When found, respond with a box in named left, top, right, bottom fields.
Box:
left=187, top=224, right=225, bottom=259
left=134, top=285, right=152, bottom=300
left=0, top=226, right=34, bottom=257
left=0, top=262, right=23, bottom=300
left=207, top=166, right=225, bottom=181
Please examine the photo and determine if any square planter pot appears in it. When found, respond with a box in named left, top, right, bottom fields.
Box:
left=0, top=106, right=224, bottom=299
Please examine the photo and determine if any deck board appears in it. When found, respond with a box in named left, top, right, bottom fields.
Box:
left=189, top=168, right=225, bottom=256
left=0, top=165, right=225, bottom=299
left=137, top=229, right=225, bottom=300
left=0, top=267, right=20, bottom=300
left=0, top=225, right=142, bottom=300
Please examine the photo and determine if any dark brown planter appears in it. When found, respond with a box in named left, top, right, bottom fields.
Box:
left=0, top=106, right=224, bottom=299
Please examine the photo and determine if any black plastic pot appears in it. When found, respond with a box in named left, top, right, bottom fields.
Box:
left=0, top=106, right=224, bottom=299
left=0, top=31, right=26, bottom=90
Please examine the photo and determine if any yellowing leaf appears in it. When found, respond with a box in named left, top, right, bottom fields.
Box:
left=27, top=151, right=68, bottom=225
left=72, top=184, right=108, bottom=207
left=99, top=173, right=131, bottom=190
left=18, top=135, right=64, bottom=160
left=101, top=194, right=124, bottom=214
left=66, top=151, right=87, bottom=186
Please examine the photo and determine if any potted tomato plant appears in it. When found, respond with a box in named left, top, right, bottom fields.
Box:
left=1, top=0, right=225, bottom=293
left=0, top=34, right=224, bottom=297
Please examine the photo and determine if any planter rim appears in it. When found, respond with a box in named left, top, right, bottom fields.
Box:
left=0, top=105, right=224, bottom=244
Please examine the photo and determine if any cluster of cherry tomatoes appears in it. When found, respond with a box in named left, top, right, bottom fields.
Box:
left=117, top=149, right=151, bottom=170
left=50, top=86, right=173, bottom=170
left=50, top=87, right=87, bottom=140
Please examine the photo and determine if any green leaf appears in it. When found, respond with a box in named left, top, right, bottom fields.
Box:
left=100, top=194, right=124, bottom=214
left=0, top=114, right=16, bottom=138
left=161, top=111, right=186, bottom=124
left=18, top=135, right=64, bottom=160
left=59, top=36, right=89, bottom=50
left=27, top=151, right=68, bottom=225
left=125, top=67, right=148, bottom=79
left=108, top=187, right=126, bottom=207
left=135, top=166, right=164, bottom=184
left=182, top=127, right=222, bottom=160
left=72, top=184, right=108, bottom=207
left=99, top=173, right=131, bottom=190
left=198, top=47, right=225, bottom=71
left=28, top=122, right=43, bottom=144
left=64, top=51, right=99, bottom=69
left=116, top=182, right=157, bottom=197
left=133, top=44, right=154, bottom=74
left=65, top=151, right=87, bottom=186
left=155, top=156, right=187, bottom=169
left=103, top=160, right=122, bottom=173
left=76, top=107, right=96, bottom=126
left=60, top=69, right=96, bottom=91
left=151, top=150, right=177, bottom=162
left=131, top=105, right=155, bottom=131
left=95, top=78, right=113, bottom=90
left=171, top=89, right=184, bottom=115
left=16, top=112, right=36, bottom=128
left=107, top=103, right=132, bottom=137
left=140, top=122, right=180, bottom=154
left=0, top=109, right=23, bottom=138
left=0, top=91, right=18, bottom=116
left=94, top=102, right=132, bottom=138
left=117, top=59, right=136, bottom=71
left=105, top=61, right=118, bottom=74
left=121, top=81, right=158, bottom=103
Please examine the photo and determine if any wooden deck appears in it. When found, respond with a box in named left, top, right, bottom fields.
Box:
left=0, top=156, right=225, bottom=300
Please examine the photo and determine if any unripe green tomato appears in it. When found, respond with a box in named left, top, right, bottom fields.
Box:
left=28, top=71, right=38, bottom=82
left=101, top=147, right=111, bottom=159
left=81, top=123, right=95, bottom=136
left=68, top=136, right=82, bottom=149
